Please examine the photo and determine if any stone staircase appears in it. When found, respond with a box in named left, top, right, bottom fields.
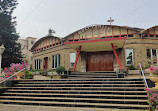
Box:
left=68, top=72, right=122, bottom=79
left=0, top=78, right=149, bottom=110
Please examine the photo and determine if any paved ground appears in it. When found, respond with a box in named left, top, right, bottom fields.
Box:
left=0, top=105, right=149, bottom=111
left=33, top=75, right=51, bottom=80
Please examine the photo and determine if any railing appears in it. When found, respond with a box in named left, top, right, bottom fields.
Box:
left=139, top=63, right=148, bottom=88
left=139, top=63, right=151, bottom=110
left=0, top=68, right=26, bottom=84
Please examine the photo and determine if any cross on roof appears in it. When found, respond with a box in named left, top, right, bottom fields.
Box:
left=107, top=17, right=114, bottom=25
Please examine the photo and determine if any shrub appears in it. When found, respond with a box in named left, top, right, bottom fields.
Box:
left=25, top=70, right=33, bottom=79
left=144, top=64, right=151, bottom=69
left=56, top=66, right=65, bottom=75
left=148, top=66, right=158, bottom=76
left=127, top=65, right=136, bottom=70
left=145, top=88, right=158, bottom=110
left=2, top=62, right=27, bottom=80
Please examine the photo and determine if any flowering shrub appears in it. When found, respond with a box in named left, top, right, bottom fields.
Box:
left=2, top=62, right=27, bottom=80
left=146, top=88, right=158, bottom=110
left=148, top=66, right=158, bottom=76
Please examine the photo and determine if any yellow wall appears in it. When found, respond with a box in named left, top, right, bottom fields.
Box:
left=65, top=26, right=138, bottom=42
left=32, top=45, right=81, bottom=72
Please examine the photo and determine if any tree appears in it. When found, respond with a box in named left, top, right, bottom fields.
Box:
left=0, top=0, right=22, bottom=68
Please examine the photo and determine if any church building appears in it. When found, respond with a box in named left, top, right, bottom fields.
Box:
left=30, top=25, right=158, bottom=72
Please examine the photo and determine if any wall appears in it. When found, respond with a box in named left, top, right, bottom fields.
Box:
left=123, top=37, right=158, bottom=70
left=32, top=44, right=81, bottom=72
left=17, top=37, right=36, bottom=69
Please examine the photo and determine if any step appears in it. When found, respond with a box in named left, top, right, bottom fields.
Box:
left=69, top=76, right=117, bottom=79
left=18, top=80, right=144, bottom=84
left=18, top=78, right=144, bottom=81
left=6, top=89, right=147, bottom=95
left=0, top=99, right=149, bottom=108
left=68, top=76, right=117, bottom=78
left=11, top=87, right=145, bottom=90
left=7, top=89, right=147, bottom=93
left=11, top=86, right=145, bottom=89
left=0, top=96, right=148, bottom=102
left=69, top=75, right=118, bottom=77
left=14, top=84, right=145, bottom=87
left=71, top=72, right=116, bottom=74
left=2, top=92, right=147, bottom=97
left=0, top=78, right=148, bottom=110
left=69, top=75, right=117, bottom=77
left=68, top=76, right=119, bottom=78
left=0, top=104, right=149, bottom=111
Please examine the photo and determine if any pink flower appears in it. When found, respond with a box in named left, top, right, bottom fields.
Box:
left=145, top=88, right=151, bottom=93
left=9, top=69, right=13, bottom=71
left=149, top=67, right=153, bottom=71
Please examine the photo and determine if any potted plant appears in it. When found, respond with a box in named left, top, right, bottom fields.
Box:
left=47, top=70, right=53, bottom=75
left=143, top=64, right=151, bottom=74
left=127, top=65, right=140, bottom=75
left=148, top=66, right=158, bottom=89
left=64, top=67, right=72, bottom=78
left=42, top=70, right=47, bottom=76
left=52, top=69, right=58, bottom=76
left=56, top=66, right=66, bottom=79
left=47, top=70, right=53, bottom=78
left=31, top=69, right=36, bottom=75
left=35, top=70, right=41, bottom=75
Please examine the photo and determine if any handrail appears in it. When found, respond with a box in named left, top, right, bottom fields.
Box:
left=0, top=68, right=26, bottom=84
left=139, top=63, right=148, bottom=88
left=139, top=63, right=152, bottom=110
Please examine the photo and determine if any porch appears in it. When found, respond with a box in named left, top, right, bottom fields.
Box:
left=64, top=38, right=126, bottom=72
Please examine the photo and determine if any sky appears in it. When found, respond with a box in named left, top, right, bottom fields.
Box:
left=13, top=0, right=157, bottom=39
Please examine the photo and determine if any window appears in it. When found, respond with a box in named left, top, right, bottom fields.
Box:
left=35, top=59, right=40, bottom=70
left=147, top=49, right=157, bottom=64
left=125, top=49, right=133, bottom=66
left=70, top=53, right=76, bottom=67
left=52, top=54, right=60, bottom=68
left=31, top=40, right=34, bottom=44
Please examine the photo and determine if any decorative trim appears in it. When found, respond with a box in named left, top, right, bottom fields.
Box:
left=64, top=37, right=127, bottom=44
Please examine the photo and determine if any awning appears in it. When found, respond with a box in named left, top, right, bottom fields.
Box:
left=64, top=37, right=126, bottom=52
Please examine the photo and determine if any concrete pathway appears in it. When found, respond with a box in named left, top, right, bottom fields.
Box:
left=33, top=75, right=51, bottom=80
left=0, top=105, right=148, bottom=111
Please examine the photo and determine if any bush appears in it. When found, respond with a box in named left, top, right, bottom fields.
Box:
left=145, top=88, right=158, bottom=110
left=143, top=64, right=151, bottom=69
left=56, top=66, right=65, bottom=75
left=127, top=65, right=136, bottom=70
left=25, top=70, right=33, bottom=79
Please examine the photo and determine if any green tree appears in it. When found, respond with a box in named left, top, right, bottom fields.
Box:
left=0, top=0, right=22, bottom=68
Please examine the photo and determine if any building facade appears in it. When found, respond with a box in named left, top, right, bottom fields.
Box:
left=31, top=25, right=158, bottom=72
left=17, top=37, right=37, bottom=69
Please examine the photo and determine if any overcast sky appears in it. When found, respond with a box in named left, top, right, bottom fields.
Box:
left=13, top=0, right=157, bottom=39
